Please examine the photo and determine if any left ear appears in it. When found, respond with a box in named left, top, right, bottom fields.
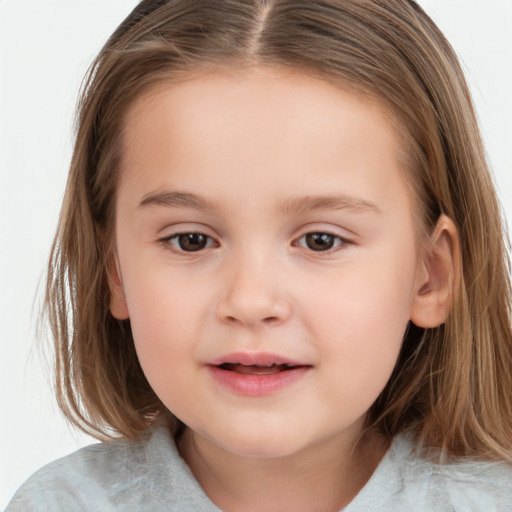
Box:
left=108, top=251, right=130, bottom=321
left=410, top=215, right=460, bottom=328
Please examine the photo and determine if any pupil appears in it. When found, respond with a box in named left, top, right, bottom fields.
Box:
left=179, top=233, right=207, bottom=251
left=306, top=233, right=334, bottom=251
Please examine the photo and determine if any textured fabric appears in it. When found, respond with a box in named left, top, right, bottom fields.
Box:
left=344, top=436, right=512, bottom=512
left=6, top=425, right=512, bottom=511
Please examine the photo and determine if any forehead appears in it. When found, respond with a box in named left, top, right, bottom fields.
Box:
left=122, top=65, right=404, bottom=143
left=121, top=66, right=407, bottom=154
left=118, top=66, right=414, bottom=219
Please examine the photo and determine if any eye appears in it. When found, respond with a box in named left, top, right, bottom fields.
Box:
left=163, top=232, right=216, bottom=252
left=295, top=232, right=347, bottom=252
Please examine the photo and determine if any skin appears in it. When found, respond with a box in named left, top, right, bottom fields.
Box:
left=110, top=66, right=456, bottom=511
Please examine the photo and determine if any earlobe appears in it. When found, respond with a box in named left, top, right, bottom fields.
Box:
left=410, top=215, right=460, bottom=328
left=108, top=254, right=130, bottom=320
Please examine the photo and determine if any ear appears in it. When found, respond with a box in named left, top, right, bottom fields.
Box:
left=108, top=253, right=130, bottom=320
left=410, top=215, right=460, bottom=328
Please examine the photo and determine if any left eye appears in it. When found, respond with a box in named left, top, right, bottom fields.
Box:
left=164, top=232, right=216, bottom=252
left=295, top=232, right=346, bottom=252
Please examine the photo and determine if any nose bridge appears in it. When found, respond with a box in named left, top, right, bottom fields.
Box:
left=216, top=242, right=291, bottom=327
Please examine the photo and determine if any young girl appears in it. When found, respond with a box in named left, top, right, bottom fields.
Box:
left=7, top=0, right=512, bottom=510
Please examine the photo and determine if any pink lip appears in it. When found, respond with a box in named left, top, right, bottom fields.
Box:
left=206, top=352, right=311, bottom=397
left=208, top=352, right=307, bottom=367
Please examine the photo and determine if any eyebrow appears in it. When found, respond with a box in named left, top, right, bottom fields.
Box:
left=138, top=191, right=218, bottom=211
left=138, top=190, right=381, bottom=215
left=279, top=194, right=382, bottom=215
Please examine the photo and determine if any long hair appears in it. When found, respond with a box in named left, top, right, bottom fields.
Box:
left=46, top=0, right=512, bottom=459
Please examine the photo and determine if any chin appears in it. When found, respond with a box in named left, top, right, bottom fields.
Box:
left=202, top=420, right=318, bottom=459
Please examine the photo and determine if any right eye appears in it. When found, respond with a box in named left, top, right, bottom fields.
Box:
left=162, top=232, right=216, bottom=252
left=294, top=232, right=349, bottom=252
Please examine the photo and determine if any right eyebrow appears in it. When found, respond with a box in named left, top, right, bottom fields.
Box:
left=138, top=190, right=218, bottom=212
left=279, top=193, right=382, bottom=215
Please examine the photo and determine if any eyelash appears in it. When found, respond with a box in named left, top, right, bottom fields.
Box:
left=161, top=232, right=218, bottom=253
left=293, top=232, right=349, bottom=252
left=159, top=231, right=351, bottom=254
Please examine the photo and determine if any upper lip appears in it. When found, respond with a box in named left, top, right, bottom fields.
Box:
left=208, top=352, right=310, bottom=367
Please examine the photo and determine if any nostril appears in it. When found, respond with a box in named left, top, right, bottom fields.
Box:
left=216, top=291, right=292, bottom=327
left=223, top=315, right=280, bottom=327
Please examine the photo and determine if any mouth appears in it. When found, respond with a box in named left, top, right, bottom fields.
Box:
left=207, top=353, right=312, bottom=396
left=217, top=362, right=305, bottom=375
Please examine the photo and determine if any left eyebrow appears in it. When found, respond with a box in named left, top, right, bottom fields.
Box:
left=138, top=190, right=218, bottom=212
left=279, top=194, right=382, bottom=215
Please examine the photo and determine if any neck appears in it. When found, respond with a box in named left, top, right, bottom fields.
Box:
left=178, top=428, right=389, bottom=512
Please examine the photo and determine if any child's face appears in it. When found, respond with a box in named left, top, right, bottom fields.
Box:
left=112, top=66, right=426, bottom=458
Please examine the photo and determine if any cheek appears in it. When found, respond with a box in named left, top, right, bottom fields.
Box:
left=123, top=256, right=210, bottom=336
left=306, top=252, right=415, bottom=335
left=302, top=251, right=417, bottom=391
left=122, top=269, right=206, bottom=394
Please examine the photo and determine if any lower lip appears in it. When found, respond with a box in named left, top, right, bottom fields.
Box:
left=207, top=365, right=310, bottom=396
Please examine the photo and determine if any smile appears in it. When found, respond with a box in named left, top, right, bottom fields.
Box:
left=207, top=353, right=312, bottom=396
left=218, top=363, right=298, bottom=375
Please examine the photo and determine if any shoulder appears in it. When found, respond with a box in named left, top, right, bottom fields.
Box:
left=396, top=437, right=512, bottom=511
left=5, top=425, right=221, bottom=512
left=347, top=433, right=512, bottom=512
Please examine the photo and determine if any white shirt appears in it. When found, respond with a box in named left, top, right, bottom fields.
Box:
left=6, top=425, right=512, bottom=511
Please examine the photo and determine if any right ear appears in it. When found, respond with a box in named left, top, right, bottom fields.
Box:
left=108, top=254, right=130, bottom=320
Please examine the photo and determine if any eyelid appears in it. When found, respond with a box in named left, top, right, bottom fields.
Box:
left=156, top=224, right=355, bottom=255
left=292, top=229, right=355, bottom=254
left=158, top=231, right=219, bottom=253
left=296, top=222, right=355, bottom=238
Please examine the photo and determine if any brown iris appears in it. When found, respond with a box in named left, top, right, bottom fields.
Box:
left=177, top=233, right=209, bottom=251
left=305, top=233, right=336, bottom=251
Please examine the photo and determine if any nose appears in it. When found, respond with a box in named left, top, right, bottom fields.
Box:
left=215, top=252, right=292, bottom=328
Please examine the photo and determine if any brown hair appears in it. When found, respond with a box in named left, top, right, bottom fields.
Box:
left=46, top=0, right=512, bottom=459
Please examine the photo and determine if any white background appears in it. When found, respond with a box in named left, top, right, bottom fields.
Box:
left=1, top=0, right=511, bottom=508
